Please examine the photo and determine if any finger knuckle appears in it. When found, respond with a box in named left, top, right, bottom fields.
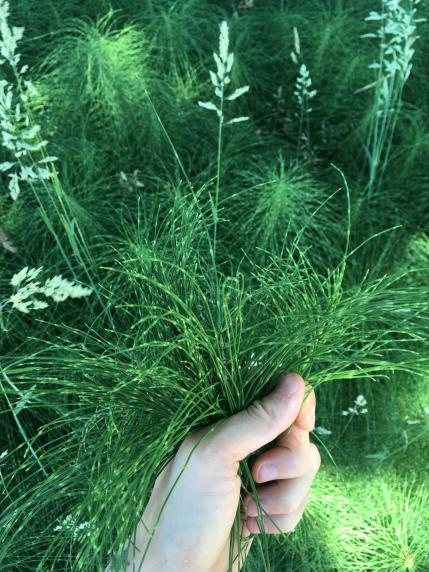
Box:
left=246, top=399, right=278, bottom=430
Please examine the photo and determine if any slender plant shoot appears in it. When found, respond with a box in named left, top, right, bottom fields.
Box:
left=291, top=27, right=317, bottom=157
left=198, top=20, right=249, bottom=262
left=362, top=0, right=423, bottom=197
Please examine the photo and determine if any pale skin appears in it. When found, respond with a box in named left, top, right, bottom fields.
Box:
left=109, top=373, right=320, bottom=572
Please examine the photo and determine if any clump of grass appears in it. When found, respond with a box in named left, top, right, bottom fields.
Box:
left=1, top=3, right=429, bottom=572
left=343, top=472, right=429, bottom=571
left=139, top=0, right=222, bottom=76
left=40, top=12, right=164, bottom=177
left=0, top=2, right=97, bottom=285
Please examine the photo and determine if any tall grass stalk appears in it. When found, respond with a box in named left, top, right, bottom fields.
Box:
left=291, top=27, right=317, bottom=158
left=198, top=20, right=249, bottom=268
left=362, top=0, right=423, bottom=198
left=0, top=3, right=102, bottom=300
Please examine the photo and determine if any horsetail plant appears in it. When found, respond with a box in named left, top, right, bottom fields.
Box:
left=362, top=0, right=424, bottom=197
left=198, top=20, right=249, bottom=263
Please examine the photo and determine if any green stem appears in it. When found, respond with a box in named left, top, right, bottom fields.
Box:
left=213, top=95, right=224, bottom=267
left=1, top=371, right=48, bottom=478
left=211, top=93, right=224, bottom=328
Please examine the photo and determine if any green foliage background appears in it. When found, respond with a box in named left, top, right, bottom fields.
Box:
left=1, top=1, right=428, bottom=570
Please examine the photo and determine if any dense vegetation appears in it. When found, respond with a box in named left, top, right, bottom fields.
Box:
left=1, top=1, right=428, bottom=570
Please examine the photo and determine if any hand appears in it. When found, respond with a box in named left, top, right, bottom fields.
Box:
left=112, top=373, right=320, bottom=572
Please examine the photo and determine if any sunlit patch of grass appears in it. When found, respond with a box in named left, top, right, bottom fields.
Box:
left=343, top=473, right=429, bottom=572
left=246, top=466, right=429, bottom=572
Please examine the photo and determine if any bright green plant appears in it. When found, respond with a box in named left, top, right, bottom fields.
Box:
left=232, top=157, right=340, bottom=265
left=1, top=188, right=429, bottom=569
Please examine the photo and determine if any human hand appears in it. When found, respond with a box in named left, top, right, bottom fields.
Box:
left=112, top=373, right=320, bottom=572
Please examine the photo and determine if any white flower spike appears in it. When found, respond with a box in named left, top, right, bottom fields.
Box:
left=0, top=1, right=58, bottom=201
left=8, top=266, right=92, bottom=315
left=198, top=20, right=249, bottom=125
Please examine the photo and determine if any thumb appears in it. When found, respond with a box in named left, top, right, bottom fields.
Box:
left=209, top=373, right=305, bottom=462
